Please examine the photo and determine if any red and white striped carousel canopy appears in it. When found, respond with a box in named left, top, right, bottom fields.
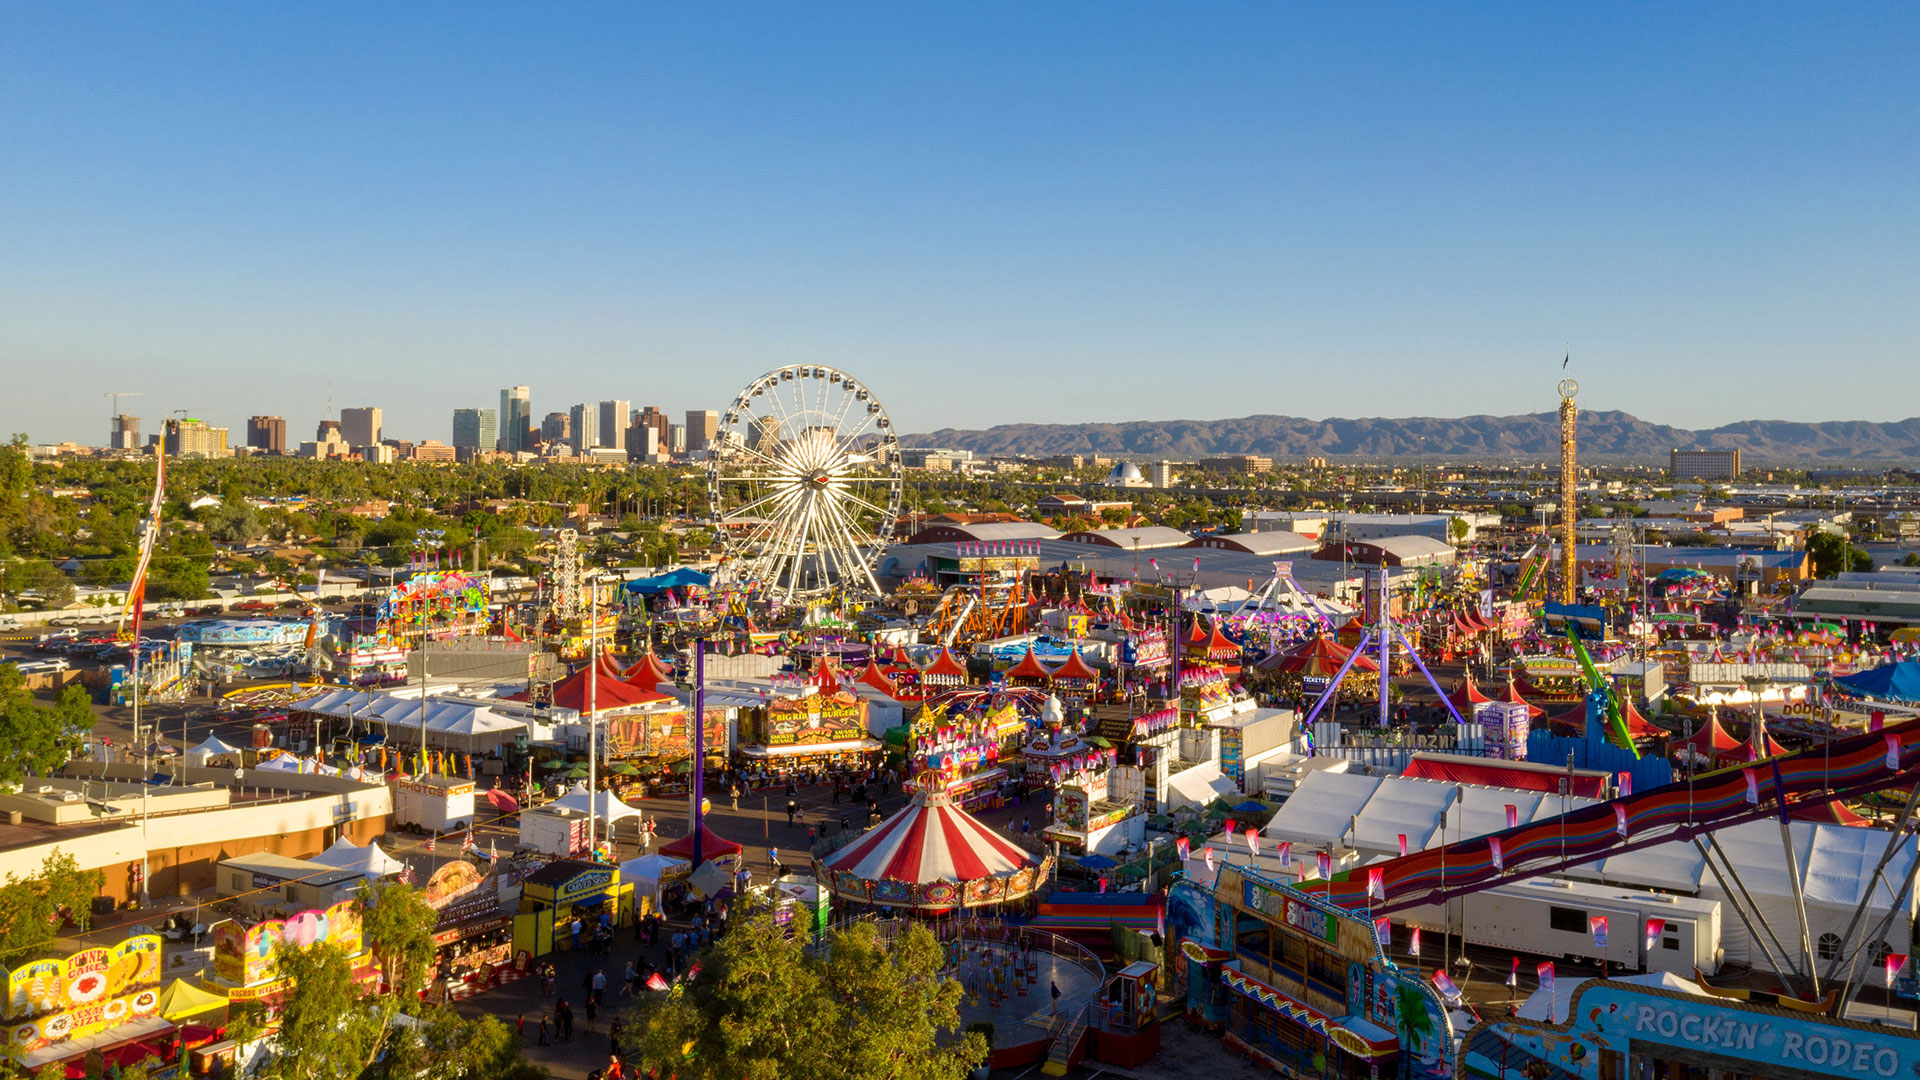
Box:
left=821, top=785, right=1039, bottom=885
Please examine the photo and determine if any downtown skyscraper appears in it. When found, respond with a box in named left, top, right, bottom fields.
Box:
left=498, top=385, right=531, bottom=452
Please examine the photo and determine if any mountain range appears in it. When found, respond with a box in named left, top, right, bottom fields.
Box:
left=901, top=411, right=1920, bottom=464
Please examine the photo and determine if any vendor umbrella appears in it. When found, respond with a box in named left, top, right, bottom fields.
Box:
left=1077, top=854, right=1117, bottom=870
left=607, top=762, right=640, bottom=775
left=541, top=759, right=572, bottom=770
left=1233, top=801, right=1268, bottom=813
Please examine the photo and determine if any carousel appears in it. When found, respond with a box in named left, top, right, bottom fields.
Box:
left=814, top=771, right=1052, bottom=912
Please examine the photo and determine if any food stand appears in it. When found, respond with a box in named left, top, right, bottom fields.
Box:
left=3, top=936, right=169, bottom=1076
left=512, top=859, right=631, bottom=958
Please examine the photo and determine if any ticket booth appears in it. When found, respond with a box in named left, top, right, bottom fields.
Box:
left=513, top=859, right=630, bottom=958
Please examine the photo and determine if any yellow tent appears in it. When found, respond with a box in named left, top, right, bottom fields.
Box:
left=158, top=978, right=228, bottom=1022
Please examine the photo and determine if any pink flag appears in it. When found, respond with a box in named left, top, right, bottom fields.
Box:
left=1504, top=804, right=1518, bottom=829
left=1224, top=817, right=1237, bottom=835
left=1617, top=771, right=1632, bottom=796
left=1317, top=850, right=1332, bottom=879
left=1176, top=836, right=1190, bottom=860
left=1489, top=837, right=1504, bottom=871
left=1244, top=827, right=1260, bottom=856
left=1744, top=769, right=1759, bottom=805
left=1367, top=866, right=1384, bottom=900
left=1614, top=804, right=1628, bottom=838
left=1507, top=955, right=1519, bottom=988
left=1409, top=926, right=1421, bottom=957
left=1397, top=833, right=1408, bottom=857
left=1538, top=961, right=1555, bottom=992
left=1277, top=841, right=1292, bottom=865
left=1889, top=732, right=1903, bottom=771
left=1373, top=916, right=1390, bottom=948
left=1645, top=917, right=1665, bottom=952
left=1889, top=953, right=1909, bottom=988
left=1590, top=915, right=1608, bottom=948
left=1203, top=846, right=1216, bottom=873
left=1431, top=971, right=1462, bottom=1004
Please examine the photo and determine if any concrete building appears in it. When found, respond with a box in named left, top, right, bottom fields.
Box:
left=540, top=411, right=570, bottom=444
left=246, top=415, right=286, bottom=454
left=1198, top=454, right=1273, bottom=474
left=1312, top=535, right=1457, bottom=568
left=316, top=418, right=342, bottom=442
left=637, top=406, right=671, bottom=450
left=626, top=422, right=659, bottom=459
left=110, top=414, right=140, bottom=451
left=569, top=403, right=598, bottom=455
left=747, top=415, right=782, bottom=452
left=452, top=407, right=497, bottom=451
left=1150, top=460, right=1177, bottom=488
left=900, top=448, right=972, bottom=471
left=1670, top=448, right=1742, bottom=482
left=599, top=400, right=630, bottom=451
left=499, top=385, right=531, bottom=452
left=164, top=418, right=229, bottom=458
left=1104, top=461, right=1153, bottom=489
left=340, top=407, right=382, bottom=448
left=669, top=423, right=685, bottom=453
left=686, top=409, right=718, bottom=453
left=410, top=440, right=456, bottom=462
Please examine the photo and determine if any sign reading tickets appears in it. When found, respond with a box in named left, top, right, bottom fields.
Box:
left=6, top=936, right=163, bottom=1054
left=211, top=899, right=365, bottom=988
left=762, top=691, right=868, bottom=747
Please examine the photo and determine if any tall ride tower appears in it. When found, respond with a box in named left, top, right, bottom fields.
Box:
left=1558, top=377, right=1579, bottom=604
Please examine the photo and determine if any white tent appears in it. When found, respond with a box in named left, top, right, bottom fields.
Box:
left=550, top=782, right=644, bottom=823
left=620, top=852, right=689, bottom=907
left=1515, top=971, right=1702, bottom=1023
left=255, top=754, right=304, bottom=772
left=307, top=837, right=406, bottom=880
left=185, top=735, right=245, bottom=767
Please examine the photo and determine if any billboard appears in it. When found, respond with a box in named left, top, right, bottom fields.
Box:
left=761, top=691, right=869, bottom=747
left=6, top=936, right=163, bottom=1054
left=210, top=899, right=365, bottom=989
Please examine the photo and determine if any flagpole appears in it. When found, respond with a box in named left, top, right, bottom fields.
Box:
left=588, top=582, right=598, bottom=861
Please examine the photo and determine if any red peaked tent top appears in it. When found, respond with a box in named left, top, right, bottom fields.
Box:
left=623, top=651, right=675, bottom=690
left=855, top=658, right=901, bottom=697
left=659, top=824, right=744, bottom=865
left=1257, top=634, right=1377, bottom=676
left=1203, top=623, right=1240, bottom=657
left=1006, top=646, right=1055, bottom=681
left=809, top=658, right=846, bottom=694
left=550, top=659, right=673, bottom=714
left=1185, top=616, right=1211, bottom=647
left=923, top=648, right=970, bottom=681
left=1548, top=699, right=1662, bottom=740
left=1500, top=679, right=1545, bottom=718
left=1446, top=679, right=1491, bottom=713
left=1672, top=712, right=1741, bottom=756
left=1049, top=648, right=1099, bottom=682
left=1726, top=731, right=1790, bottom=762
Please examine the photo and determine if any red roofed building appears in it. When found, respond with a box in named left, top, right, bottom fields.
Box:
left=1005, top=646, right=1055, bottom=684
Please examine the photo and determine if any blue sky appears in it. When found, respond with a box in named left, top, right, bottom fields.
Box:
left=3, top=4, right=1915, bottom=445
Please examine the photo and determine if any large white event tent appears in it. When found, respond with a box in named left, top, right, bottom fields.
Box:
left=185, top=735, right=245, bottom=767
left=548, top=781, right=644, bottom=824
left=291, top=688, right=531, bottom=751
left=1256, top=769, right=1917, bottom=972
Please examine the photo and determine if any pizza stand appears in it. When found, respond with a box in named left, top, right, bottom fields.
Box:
left=512, top=859, right=632, bottom=958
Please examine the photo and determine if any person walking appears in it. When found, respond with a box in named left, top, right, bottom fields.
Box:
left=585, top=993, right=598, bottom=1032
left=592, top=968, right=607, bottom=1005
left=785, top=798, right=798, bottom=826
left=557, top=998, right=574, bottom=1041
left=609, top=1018, right=624, bottom=1060
left=621, top=960, right=637, bottom=997
left=538, top=1013, right=550, bottom=1046
left=570, top=916, right=583, bottom=952
left=1050, top=980, right=1062, bottom=1016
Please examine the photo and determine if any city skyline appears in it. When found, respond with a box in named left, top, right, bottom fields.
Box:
left=3, top=6, right=1918, bottom=444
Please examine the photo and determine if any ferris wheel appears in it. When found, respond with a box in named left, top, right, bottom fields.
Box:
left=706, top=365, right=904, bottom=600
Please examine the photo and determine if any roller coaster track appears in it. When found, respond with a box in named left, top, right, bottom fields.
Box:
left=1301, top=717, right=1920, bottom=917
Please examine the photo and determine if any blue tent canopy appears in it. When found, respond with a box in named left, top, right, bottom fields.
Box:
left=622, top=568, right=712, bottom=595
left=1835, top=662, right=1920, bottom=703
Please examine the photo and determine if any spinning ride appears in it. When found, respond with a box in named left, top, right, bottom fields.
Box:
left=707, top=366, right=903, bottom=601
left=815, top=772, right=1051, bottom=911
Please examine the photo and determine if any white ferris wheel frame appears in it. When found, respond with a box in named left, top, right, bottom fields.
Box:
left=706, top=365, right=903, bottom=600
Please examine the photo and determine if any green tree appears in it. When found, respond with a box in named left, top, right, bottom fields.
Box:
left=0, top=851, right=104, bottom=967
left=1807, top=530, right=1873, bottom=578
left=360, top=878, right=438, bottom=997
left=0, top=663, right=95, bottom=789
left=625, top=912, right=984, bottom=1080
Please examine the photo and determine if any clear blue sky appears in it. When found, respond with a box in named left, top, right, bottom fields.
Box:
left=3, top=4, right=1915, bottom=445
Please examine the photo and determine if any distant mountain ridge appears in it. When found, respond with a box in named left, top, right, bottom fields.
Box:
left=901, top=411, right=1920, bottom=463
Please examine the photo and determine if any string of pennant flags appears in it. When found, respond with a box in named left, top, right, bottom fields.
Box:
left=956, top=541, right=1042, bottom=557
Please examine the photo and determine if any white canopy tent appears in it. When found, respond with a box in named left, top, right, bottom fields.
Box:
left=307, top=837, right=406, bottom=880
left=549, top=781, right=644, bottom=823
left=185, top=735, right=245, bottom=767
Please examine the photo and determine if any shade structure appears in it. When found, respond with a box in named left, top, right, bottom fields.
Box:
left=1256, top=634, right=1377, bottom=676
left=622, top=651, right=675, bottom=691
left=1499, top=678, right=1545, bottom=718
left=549, top=781, right=644, bottom=823
left=1004, top=646, right=1054, bottom=682
left=854, top=658, right=902, bottom=697
left=1049, top=648, right=1099, bottom=683
left=550, top=656, right=674, bottom=715
left=1444, top=678, right=1491, bottom=714
left=1671, top=712, right=1741, bottom=759
left=1548, top=699, right=1663, bottom=741
left=920, top=648, right=970, bottom=684
left=659, top=824, right=743, bottom=865
left=815, top=779, right=1051, bottom=911
left=185, top=735, right=245, bottom=767
left=306, top=837, right=405, bottom=879
left=1835, top=661, right=1920, bottom=703
left=158, top=978, right=228, bottom=1022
